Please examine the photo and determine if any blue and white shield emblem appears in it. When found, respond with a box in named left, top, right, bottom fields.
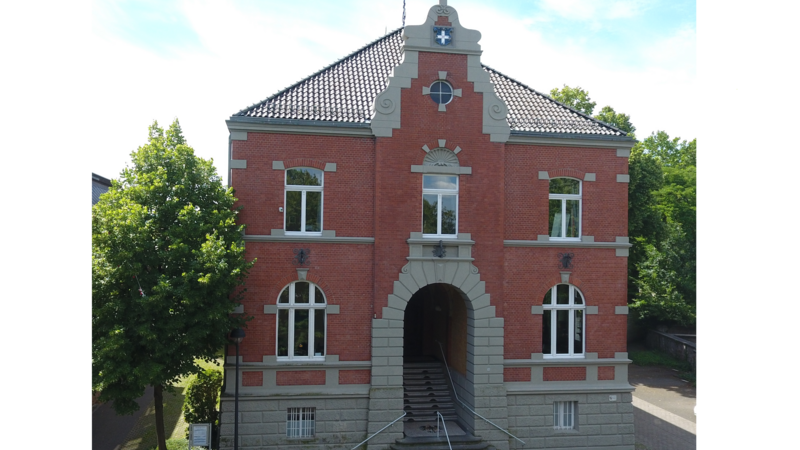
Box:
left=433, top=27, right=453, bottom=46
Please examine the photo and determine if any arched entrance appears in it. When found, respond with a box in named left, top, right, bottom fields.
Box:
left=365, top=234, right=510, bottom=449
left=404, top=283, right=467, bottom=375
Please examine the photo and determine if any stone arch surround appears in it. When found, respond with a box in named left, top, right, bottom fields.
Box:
left=365, top=234, right=511, bottom=450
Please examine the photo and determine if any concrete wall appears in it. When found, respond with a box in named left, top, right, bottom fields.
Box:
left=219, top=396, right=369, bottom=449
left=506, top=392, right=635, bottom=450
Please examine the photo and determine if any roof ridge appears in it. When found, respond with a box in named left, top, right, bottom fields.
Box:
left=232, top=28, right=404, bottom=117
left=481, top=63, right=627, bottom=136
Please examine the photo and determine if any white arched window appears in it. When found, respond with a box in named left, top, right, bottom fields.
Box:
left=277, top=281, right=326, bottom=360
left=548, top=178, right=581, bottom=239
left=542, top=284, right=585, bottom=358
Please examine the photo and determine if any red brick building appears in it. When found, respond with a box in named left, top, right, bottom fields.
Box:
left=220, top=2, right=636, bottom=449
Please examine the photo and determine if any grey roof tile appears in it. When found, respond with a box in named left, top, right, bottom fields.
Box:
left=234, top=28, right=626, bottom=137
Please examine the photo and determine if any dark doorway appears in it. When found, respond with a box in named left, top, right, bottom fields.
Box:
left=403, top=283, right=467, bottom=374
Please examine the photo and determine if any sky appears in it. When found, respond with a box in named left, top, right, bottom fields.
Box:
left=88, top=0, right=697, bottom=183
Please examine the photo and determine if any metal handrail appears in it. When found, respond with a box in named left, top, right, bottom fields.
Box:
left=350, top=412, right=406, bottom=450
left=436, top=341, right=525, bottom=446
left=436, top=411, right=453, bottom=450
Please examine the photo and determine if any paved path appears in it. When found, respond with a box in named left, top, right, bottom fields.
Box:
left=92, top=386, right=153, bottom=450
left=630, top=364, right=696, bottom=450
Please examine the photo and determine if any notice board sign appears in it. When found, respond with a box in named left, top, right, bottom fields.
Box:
left=189, top=423, right=211, bottom=448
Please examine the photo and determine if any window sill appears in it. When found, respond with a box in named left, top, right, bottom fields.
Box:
left=543, top=355, right=585, bottom=360
left=421, top=234, right=459, bottom=239
left=276, top=357, right=326, bottom=363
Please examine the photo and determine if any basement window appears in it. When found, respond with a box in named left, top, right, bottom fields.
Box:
left=286, top=407, right=316, bottom=438
left=553, top=401, right=576, bottom=430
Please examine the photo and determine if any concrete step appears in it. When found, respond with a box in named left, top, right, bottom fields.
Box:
left=391, top=433, right=491, bottom=450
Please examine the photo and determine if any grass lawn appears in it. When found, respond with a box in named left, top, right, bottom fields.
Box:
left=117, top=358, right=223, bottom=450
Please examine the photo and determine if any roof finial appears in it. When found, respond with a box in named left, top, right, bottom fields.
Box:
left=440, top=0, right=447, bottom=6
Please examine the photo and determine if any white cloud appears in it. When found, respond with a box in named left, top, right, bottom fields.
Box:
left=538, top=0, right=653, bottom=22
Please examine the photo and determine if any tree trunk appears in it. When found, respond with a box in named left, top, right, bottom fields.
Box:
left=154, top=384, right=168, bottom=450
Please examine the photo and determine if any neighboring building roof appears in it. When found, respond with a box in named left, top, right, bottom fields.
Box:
left=92, top=173, right=112, bottom=205
left=233, top=28, right=627, bottom=137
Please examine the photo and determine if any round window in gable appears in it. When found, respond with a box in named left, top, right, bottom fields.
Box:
left=429, top=81, right=453, bottom=105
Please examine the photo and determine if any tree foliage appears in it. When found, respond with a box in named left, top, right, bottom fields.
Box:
left=549, top=85, right=597, bottom=116
left=628, top=131, right=697, bottom=325
left=595, top=105, right=636, bottom=136
left=92, top=119, right=254, bottom=450
left=183, top=369, right=223, bottom=442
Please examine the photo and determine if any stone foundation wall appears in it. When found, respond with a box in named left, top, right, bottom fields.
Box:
left=506, top=392, right=635, bottom=450
left=219, top=396, right=369, bottom=449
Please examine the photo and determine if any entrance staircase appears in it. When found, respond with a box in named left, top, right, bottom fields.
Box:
left=394, top=360, right=492, bottom=450
left=402, top=360, right=457, bottom=423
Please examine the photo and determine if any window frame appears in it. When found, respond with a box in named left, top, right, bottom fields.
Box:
left=548, top=177, right=582, bottom=240
left=284, top=167, right=324, bottom=235
left=286, top=407, right=316, bottom=438
left=553, top=401, right=577, bottom=430
left=421, top=174, right=459, bottom=238
left=429, top=80, right=454, bottom=105
left=542, top=284, right=586, bottom=359
left=276, top=281, right=327, bottom=361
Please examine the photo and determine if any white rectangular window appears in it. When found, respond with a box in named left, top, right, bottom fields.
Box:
left=285, top=168, right=323, bottom=234
left=553, top=401, right=576, bottom=430
left=422, top=174, right=458, bottom=237
left=548, top=178, right=581, bottom=239
left=286, top=407, right=316, bottom=438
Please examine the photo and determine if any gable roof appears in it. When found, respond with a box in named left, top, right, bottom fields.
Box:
left=233, top=29, right=627, bottom=137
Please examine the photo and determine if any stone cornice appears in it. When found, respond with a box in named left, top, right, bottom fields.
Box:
left=226, top=118, right=373, bottom=137
left=244, top=235, right=374, bottom=244
left=507, top=132, right=636, bottom=149
left=504, top=240, right=632, bottom=249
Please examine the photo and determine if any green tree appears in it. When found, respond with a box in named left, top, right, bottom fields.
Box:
left=629, top=131, right=697, bottom=324
left=594, top=105, right=636, bottom=137
left=549, top=85, right=596, bottom=115
left=92, top=119, right=255, bottom=450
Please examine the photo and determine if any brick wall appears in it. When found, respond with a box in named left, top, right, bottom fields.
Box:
left=543, top=366, right=587, bottom=381
left=276, top=370, right=326, bottom=386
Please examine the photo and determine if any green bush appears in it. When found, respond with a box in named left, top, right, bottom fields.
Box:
left=182, top=369, right=223, bottom=446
